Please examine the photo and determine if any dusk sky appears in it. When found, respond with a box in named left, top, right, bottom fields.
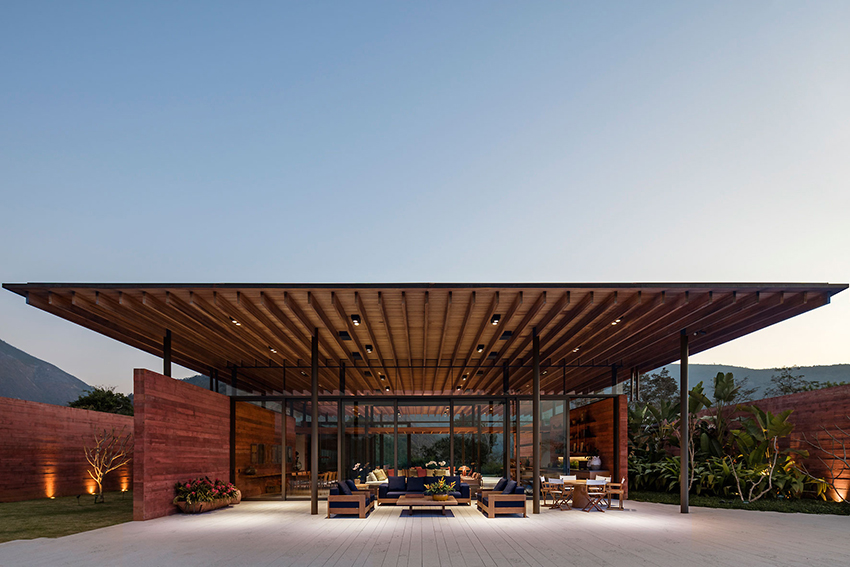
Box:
left=1, top=2, right=848, bottom=394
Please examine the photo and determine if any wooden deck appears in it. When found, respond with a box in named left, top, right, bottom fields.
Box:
left=0, top=500, right=848, bottom=566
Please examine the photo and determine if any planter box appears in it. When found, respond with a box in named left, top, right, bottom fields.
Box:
left=174, top=490, right=241, bottom=514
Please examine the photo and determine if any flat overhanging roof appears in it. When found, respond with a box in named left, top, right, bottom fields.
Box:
left=3, top=281, right=846, bottom=396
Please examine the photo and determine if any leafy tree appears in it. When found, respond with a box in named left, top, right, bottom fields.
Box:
left=69, top=386, right=134, bottom=416
left=634, top=368, right=678, bottom=407
left=765, top=367, right=847, bottom=398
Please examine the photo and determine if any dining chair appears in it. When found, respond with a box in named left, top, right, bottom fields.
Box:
left=605, top=477, right=627, bottom=510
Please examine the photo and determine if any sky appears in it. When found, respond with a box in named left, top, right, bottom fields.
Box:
left=1, top=2, right=848, bottom=394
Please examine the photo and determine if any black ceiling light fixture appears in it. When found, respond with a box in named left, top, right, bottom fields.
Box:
left=379, top=374, right=386, bottom=381
left=229, top=317, right=241, bottom=326
left=491, top=314, right=501, bottom=325
left=351, top=314, right=361, bottom=326
left=269, top=346, right=277, bottom=354
left=476, top=344, right=484, bottom=353
left=384, top=386, right=390, bottom=392
left=462, top=374, right=468, bottom=381
left=365, top=344, right=373, bottom=353
left=456, top=385, right=462, bottom=391
left=572, top=347, right=580, bottom=353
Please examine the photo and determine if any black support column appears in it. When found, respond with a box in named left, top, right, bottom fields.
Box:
left=281, top=399, right=287, bottom=501
left=163, top=330, right=172, bottom=377
left=311, top=331, right=319, bottom=515
left=612, top=364, right=620, bottom=484
left=532, top=327, right=541, bottom=515
left=680, top=330, right=689, bottom=514
left=338, top=363, right=345, bottom=484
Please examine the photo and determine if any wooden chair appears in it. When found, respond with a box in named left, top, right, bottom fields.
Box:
left=604, top=477, right=627, bottom=510
left=584, top=480, right=607, bottom=513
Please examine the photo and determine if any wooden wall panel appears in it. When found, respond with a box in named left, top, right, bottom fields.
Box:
left=133, top=369, right=230, bottom=521
left=234, top=402, right=296, bottom=497
left=0, top=397, right=133, bottom=502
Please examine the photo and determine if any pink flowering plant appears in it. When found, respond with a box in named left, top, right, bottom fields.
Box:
left=174, top=477, right=239, bottom=505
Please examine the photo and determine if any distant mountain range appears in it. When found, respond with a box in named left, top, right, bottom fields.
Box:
left=656, top=363, right=850, bottom=400
left=0, top=339, right=91, bottom=406
left=1, top=337, right=848, bottom=406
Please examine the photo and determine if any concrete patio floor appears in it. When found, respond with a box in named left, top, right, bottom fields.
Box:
left=1, top=499, right=848, bottom=567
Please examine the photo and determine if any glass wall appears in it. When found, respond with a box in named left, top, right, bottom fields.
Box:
left=343, top=401, right=395, bottom=480
left=453, top=402, right=507, bottom=478
left=397, top=403, right=450, bottom=474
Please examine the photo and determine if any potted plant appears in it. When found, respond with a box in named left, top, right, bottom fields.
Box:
left=173, top=477, right=241, bottom=514
left=425, top=476, right=456, bottom=501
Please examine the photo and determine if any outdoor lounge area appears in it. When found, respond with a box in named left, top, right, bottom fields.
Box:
left=2, top=281, right=846, bottom=525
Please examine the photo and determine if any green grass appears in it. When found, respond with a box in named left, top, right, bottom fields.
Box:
left=0, top=491, right=133, bottom=543
left=630, top=490, right=850, bottom=515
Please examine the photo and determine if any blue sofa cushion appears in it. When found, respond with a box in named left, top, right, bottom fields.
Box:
left=514, top=486, right=525, bottom=495
left=503, top=480, right=517, bottom=494
left=493, top=478, right=508, bottom=492
left=387, top=476, right=406, bottom=492
left=330, top=501, right=359, bottom=509
left=482, top=495, right=524, bottom=508
left=338, top=481, right=352, bottom=496
left=386, top=491, right=407, bottom=498
left=346, top=479, right=359, bottom=492
left=330, top=487, right=340, bottom=496
left=448, top=491, right=462, bottom=498
left=407, top=476, right=426, bottom=492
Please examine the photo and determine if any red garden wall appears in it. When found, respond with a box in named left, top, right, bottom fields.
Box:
left=745, top=385, right=850, bottom=502
left=133, top=369, right=230, bottom=520
left=0, top=396, right=133, bottom=503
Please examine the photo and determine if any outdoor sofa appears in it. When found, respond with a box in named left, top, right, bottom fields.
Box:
left=327, top=480, right=376, bottom=518
left=378, top=475, right=471, bottom=505
left=477, top=478, right=527, bottom=518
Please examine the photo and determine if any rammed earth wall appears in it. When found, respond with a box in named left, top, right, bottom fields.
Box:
left=0, top=396, right=133, bottom=502
left=133, top=369, right=230, bottom=520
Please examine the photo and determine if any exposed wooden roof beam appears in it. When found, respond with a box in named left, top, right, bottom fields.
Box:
left=439, top=291, right=476, bottom=393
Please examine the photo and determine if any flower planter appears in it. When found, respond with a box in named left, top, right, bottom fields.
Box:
left=174, top=489, right=241, bottom=514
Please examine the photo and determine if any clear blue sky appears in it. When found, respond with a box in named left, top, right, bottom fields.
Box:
left=1, top=2, right=848, bottom=393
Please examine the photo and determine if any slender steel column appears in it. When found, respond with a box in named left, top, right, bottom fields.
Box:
left=208, top=367, right=214, bottom=391
left=476, top=405, right=482, bottom=474
left=337, top=398, right=344, bottom=486
left=281, top=399, right=287, bottom=500
left=565, top=397, right=571, bottom=475
left=163, top=330, right=172, bottom=377
left=503, top=397, right=510, bottom=478
left=680, top=330, right=689, bottom=514
left=503, top=362, right=509, bottom=395
left=393, top=400, right=399, bottom=473
left=612, top=365, right=620, bottom=484
left=532, top=328, right=541, bottom=514
left=311, top=330, right=319, bottom=515
left=449, top=400, right=455, bottom=474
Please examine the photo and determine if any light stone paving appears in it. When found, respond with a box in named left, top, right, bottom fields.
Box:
left=0, top=499, right=848, bottom=567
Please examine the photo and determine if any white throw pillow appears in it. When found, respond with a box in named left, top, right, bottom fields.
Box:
left=366, top=472, right=377, bottom=483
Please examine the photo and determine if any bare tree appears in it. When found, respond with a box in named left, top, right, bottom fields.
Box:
left=85, top=427, right=133, bottom=503
left=801, top=416, right=850, bottom=503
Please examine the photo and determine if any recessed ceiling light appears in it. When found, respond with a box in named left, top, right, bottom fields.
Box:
left=351, top=314, right=361, bottom=326
left=385, top=386, right=390, bottom=392
left=300, top=371, right=307, bottom=376
left=462, top=374, right=467, bottom=381
left=542, top=370, right=548, bottom=375
left=380, top=375, right=386, bottom=381
left=477, top=344, right=484, bottom=353
left=365, top=344, right=373, bottom=353
left=230, top=317, right=241, bottom=326
left=573, top=347, right=580, bottom=353
left=269, top=346, right=277, bottom=354
left=491, top=314, right=501, bottom=325
left=457, top=386, right=462, bottom=391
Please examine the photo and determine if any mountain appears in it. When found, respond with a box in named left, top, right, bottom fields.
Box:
left=0, top=339, right=91, bottom=406
left=655, top=363, right=850, bottom=400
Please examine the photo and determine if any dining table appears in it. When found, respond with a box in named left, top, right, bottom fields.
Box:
left=555, top=478, right=607, bottom=510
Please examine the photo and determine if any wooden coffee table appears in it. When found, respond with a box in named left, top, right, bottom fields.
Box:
left=398, top=494, right=458, bottom=515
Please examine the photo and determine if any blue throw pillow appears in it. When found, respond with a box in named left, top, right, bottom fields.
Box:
left=493, top=478, right=508, bottom=492
left=338, top=481, right=352, bottom=496
left=345, top=479, right=359, bottom=492
left=387, top=476, right=406, bottom=492
left=502, top=480, right=517, bottom=494
left=407, top=476, right=426, bottom=492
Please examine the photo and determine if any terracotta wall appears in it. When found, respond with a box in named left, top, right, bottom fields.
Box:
left=0, top=396, right=133, bottom=502
left=741, top=385, right=850, bottom=501
left=234, top=402, right=296, bottom=498
left=133, top=369, right=230, bottom=520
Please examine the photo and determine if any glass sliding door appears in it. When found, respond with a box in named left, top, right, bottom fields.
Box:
left=397, top=402, right=450, bottom=476
left=453, top=401, right=507, bottom=478
left=343, top=401, right=395, bottom=481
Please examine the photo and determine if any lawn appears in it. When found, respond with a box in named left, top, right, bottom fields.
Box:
left=630, top=490, right=850, bottom=515
left=0, top=491, right=133, bottom=543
